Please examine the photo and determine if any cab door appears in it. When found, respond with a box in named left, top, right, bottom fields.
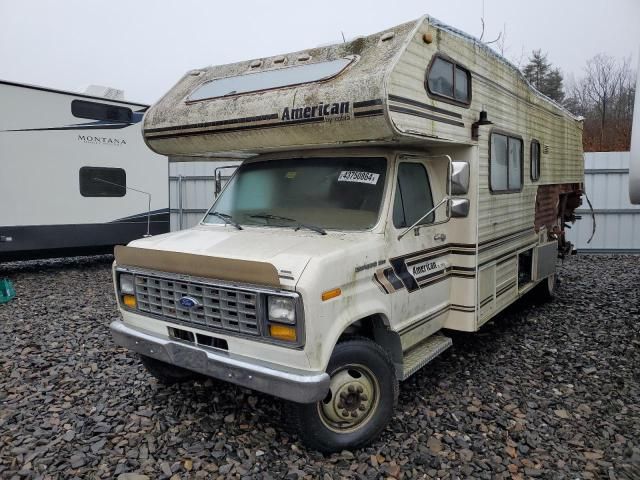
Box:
left=383, top=157, right=451, bottom=349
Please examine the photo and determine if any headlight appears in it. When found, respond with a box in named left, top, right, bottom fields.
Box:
left=267, top=296, right=296, bottom=324
left=119, top=273, right=135, bottom=295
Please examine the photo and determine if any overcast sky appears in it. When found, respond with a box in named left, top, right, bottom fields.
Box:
left=1, top=0, right=638, bottom=104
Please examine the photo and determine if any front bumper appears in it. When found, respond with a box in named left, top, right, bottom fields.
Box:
left=110, top=321, right=329, bottom=403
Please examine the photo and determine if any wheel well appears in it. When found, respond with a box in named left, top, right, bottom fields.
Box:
left=338, top=315, right=403, bottom=372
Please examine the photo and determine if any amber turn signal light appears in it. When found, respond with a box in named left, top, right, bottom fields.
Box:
left=269, top=324, right=297, bottom=342
left=122, top=294, right=137, bottom=308
left=321, top=288, right=341, bottom=301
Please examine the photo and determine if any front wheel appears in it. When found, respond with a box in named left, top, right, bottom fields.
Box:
left=289, top=337, right=398, bottom=453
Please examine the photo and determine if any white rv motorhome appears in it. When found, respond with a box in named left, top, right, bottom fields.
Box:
left=0, top=81, right=169, bottom=261
left=109, top=16, right=584, bottom=452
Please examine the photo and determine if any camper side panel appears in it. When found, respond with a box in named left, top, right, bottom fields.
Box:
left=386, top=18, right=583, bottom=328
left=0, top=83, right=169, bottom=260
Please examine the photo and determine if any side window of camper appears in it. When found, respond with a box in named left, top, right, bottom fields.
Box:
left=71, top=100, right=133, bottom=123
left=426, top=56, right=471, bottom=105
left=393, top=163, right=435, bottom=228
left=79, top=167, right=126, bottom=197
left=490, top=133, right=523, bottom=192
left=530, top=139, right=541, bottom=181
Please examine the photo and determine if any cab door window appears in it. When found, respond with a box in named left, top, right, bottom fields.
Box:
left=393, top=162, right=435, bottom=228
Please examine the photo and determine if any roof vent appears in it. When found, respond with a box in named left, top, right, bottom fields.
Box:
left=297, top=53, right=311, bottom=62
left=273, top=55, right=286, bottom=64
left=250, top=59, right=263, bottom=68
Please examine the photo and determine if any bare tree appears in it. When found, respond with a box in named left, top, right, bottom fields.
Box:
left=583, top=54, right=632, bottom=149
left=565, top=54, right=636, bottom=151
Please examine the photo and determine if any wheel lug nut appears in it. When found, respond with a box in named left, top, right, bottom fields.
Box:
left=340, top=392, right=347, bottom=399
left=337, top=401, right=344, bottom=409
left=357, top=386, right=363, bottom=393
left=358, top=404, right=366, bottom=411
left=351, top=411, right=358, bottom=418
left=361, top=394, right=368, bottom=401
left=348, top=385, right=355, bottom=393
left=341, top=410, right=349, bottom=417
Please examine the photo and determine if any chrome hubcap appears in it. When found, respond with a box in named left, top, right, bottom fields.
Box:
left=318, top=365, right=379, bottom=433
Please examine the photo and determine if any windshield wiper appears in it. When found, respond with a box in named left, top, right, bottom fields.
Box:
left=294, top=223, right=327, bottom=235
left=209, top=211, right=243, bottom=230
left=249, top=213, right=326, bottom=235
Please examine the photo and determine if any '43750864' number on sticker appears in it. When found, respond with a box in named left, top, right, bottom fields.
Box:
left=338, top=171, right=380, bottom=185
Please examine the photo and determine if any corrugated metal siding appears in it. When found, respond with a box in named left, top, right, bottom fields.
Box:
left=567, top=152, right=640, bottom=252
left=169, top=161, right=240, bottom=231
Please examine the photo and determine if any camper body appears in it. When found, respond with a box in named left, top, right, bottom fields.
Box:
left=0, top=81, right=169, bottom=261
left=110, top=16, right=583, bottom=451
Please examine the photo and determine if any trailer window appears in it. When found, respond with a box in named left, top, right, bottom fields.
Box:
left=188, top=57, right=355, bottom=101
left=490, top=133, right=523, bottom=192
left=79, top=167, right=126, bottom=197
left=531, top=139, right=541, bottom=181
left=393, top=163, right=435, bottom=228
left=426, top=56, right=471, bottom=105
left=71, top=100, right=132, bottom=123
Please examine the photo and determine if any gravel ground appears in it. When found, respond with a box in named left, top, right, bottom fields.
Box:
left=0, top=254, right=639, bottom=480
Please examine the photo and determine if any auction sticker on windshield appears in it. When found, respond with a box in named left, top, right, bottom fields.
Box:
left=338, top=171, right=380, bottom=185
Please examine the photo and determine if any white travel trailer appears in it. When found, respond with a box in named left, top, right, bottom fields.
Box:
left=0, top=81, right=169, bottom=261
left=110, top=15, right=583, bottom=452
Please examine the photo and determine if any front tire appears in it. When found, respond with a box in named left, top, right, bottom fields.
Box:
left=289, top=337, right=398, bottom=453
left=139, top=354, right=201, bottom=385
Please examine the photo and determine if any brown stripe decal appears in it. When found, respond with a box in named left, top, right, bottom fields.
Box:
left=480, top=295, right=493, bottom=308
left=354, top=109, right=384, bottom=118
left=145, top=113, right=280, bottom=134
left=398, top=304, right=450, bottom=336
left=353, top=99, right=383, bottom=108
left=389, top=105, right=465, bottom=128
left=479, top=242, right=538, bottom=268
left=496, top=281, right=517, bottom=298
left=479, top=227, right=534, bottom=249
left=145, top=98, right=384, bottom=140
left=388, top=94, right=463, bottom=119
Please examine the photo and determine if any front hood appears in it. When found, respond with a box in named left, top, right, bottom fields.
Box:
left=126, top=224, right=378, bottom=288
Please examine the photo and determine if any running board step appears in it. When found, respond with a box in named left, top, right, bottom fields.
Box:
left=401, top=334, right=453, bottom=381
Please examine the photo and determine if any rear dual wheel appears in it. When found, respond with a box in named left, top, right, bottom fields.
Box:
left=289, top=338, right=398, bottom=453
left=532, top=273, right=557, bottom=303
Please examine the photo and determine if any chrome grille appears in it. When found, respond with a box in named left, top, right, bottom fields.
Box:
left=134, top=273, right=261, bottom=335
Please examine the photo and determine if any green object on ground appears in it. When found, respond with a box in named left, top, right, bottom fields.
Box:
left=0, top=278, right=16, bottom=304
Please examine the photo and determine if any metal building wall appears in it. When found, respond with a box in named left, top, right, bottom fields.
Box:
left=567, top=152, right=640, bottom=253
left=169, top=161, right=239, bottom=231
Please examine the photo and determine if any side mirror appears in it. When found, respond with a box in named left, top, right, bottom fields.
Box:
left=449, top=198, right=470, bottom=218
left=450, top=161, right=470, bottom=195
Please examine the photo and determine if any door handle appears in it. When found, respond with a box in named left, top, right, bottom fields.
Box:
left=433, top=233, right=446, bottom=242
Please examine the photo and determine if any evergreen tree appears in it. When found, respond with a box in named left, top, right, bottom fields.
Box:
left=522, top=50, right=565, bottom=103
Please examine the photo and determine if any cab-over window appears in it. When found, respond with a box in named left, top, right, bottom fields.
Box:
left=426, top=56, right=471, bottom=105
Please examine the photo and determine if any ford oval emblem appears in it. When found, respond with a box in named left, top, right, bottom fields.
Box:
left=179, top=296, right=199, bottom=308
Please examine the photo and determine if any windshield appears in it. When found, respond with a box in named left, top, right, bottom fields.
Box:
left=204, top=157, right=388, bottom=231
